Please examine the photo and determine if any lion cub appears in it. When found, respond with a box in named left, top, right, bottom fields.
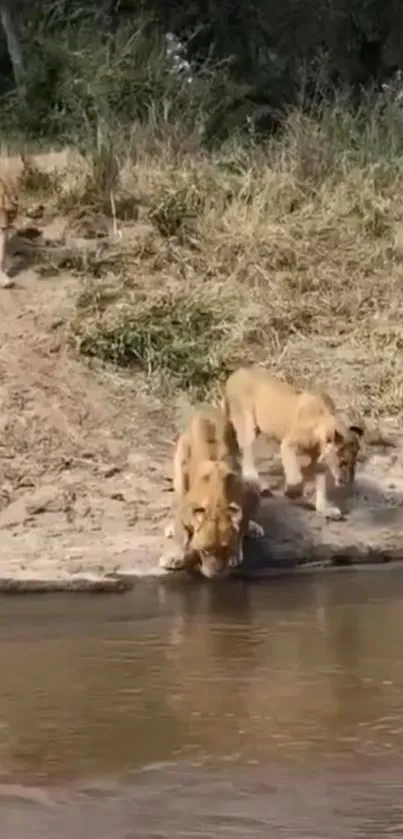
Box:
left=223, top=366, right=363, bottom=520
left=0, top=177, right=18, bottom=288
left=160, top=404, right=264, bottom=578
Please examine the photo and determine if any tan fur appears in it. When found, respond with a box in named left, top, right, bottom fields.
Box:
left=160, top=404, right=263, bottom=578
left=222, top=366, right=364, bottom=520
left=0, top=176, right=18, bottom=288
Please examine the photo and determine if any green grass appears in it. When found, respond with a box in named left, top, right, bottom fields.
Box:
left=73, top=294, right=233, bottom=398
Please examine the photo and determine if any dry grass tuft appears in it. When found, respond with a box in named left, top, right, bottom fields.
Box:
left=18, top=107, right=403, bottom=422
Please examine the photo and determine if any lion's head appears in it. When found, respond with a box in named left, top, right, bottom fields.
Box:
left=318, top=422, right=364, bottom=487
left=183, top=462, right=244, bottom=579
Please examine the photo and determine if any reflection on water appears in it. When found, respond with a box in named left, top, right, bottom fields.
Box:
left=0, top=569, right=403, bottom=835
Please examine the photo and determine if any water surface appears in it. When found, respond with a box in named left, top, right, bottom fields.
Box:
left=1, top=569, right=403, bottom=836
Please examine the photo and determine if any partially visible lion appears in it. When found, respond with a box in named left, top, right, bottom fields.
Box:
left=222, top=365, right=364, bottom=521
left=0, top=176, right=18, bottom=288
left=160, top=404, right=263, bottom=578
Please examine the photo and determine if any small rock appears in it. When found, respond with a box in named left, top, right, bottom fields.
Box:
left=25, top=486, right=61, bottom=515
left=104, top=465, right=122, bottom=479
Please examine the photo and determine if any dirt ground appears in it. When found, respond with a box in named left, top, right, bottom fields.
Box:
left=0, top=154, right=403, bottom=591
left=0, top=230, right=174, bottom=590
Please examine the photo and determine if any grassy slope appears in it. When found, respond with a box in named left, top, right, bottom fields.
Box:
left=8, top=102, right=403, bottom=430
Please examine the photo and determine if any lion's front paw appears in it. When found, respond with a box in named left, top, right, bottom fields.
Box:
left=159, top=552, right=186, bottom=571
left=315, top=503, right=344, bottom=521
left=228, top=541, right=245, bottom=569
left=247, top=519, right=264, bottom=539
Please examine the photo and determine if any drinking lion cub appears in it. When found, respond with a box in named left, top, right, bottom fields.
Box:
left=160, top=404, right=263, bottom=578
left=223, top=366, right=363, bottom=520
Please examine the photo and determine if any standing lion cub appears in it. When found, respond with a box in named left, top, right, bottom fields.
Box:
left=222, top=365, right=363, bottom=520
left=0, top=176, right=18, bottom=288
left=160, top=404, right=264, bottom=578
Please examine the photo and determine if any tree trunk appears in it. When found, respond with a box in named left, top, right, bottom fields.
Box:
left=0, top=1, right=25, bottom=94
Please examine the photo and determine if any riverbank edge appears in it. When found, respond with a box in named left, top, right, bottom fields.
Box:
left=1, top=548, right=402, bottom=593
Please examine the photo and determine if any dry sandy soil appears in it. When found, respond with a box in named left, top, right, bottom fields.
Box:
left=0, top=152, right=403, bottom=592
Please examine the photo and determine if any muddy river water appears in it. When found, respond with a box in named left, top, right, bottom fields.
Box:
left=1, top=569, right=403, bottom=836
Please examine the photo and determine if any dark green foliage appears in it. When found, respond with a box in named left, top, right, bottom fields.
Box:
left=0, top=0, right=402, bottom=146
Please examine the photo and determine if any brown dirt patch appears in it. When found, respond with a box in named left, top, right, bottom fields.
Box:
left=0, top=146, right=402, bottom=589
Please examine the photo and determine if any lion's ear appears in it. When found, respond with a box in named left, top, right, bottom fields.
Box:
left=324, top=423, right=346, bottom=445
left=327, top=428, right=344, bottom=445
left=349, top=424, right=364, bottom=438
left=228, top=501, right=242, bottom=529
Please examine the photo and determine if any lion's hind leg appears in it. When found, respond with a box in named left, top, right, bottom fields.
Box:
left=0, top=228, right=13, bottom=288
